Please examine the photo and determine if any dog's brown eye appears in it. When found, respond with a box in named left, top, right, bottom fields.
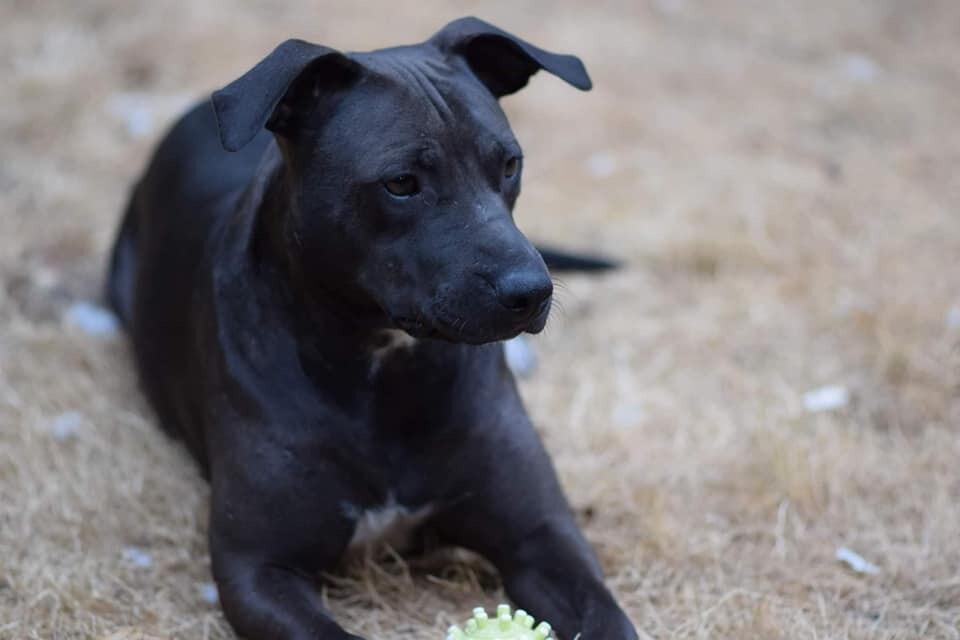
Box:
left=504, top=156, right=520, bottom=178
left=385, top=175, right=420, bottom=197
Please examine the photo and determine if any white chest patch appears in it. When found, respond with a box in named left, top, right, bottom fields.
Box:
left=345, top=495, right=434, bottom=551
left=368, top=329, right=418, bottom=376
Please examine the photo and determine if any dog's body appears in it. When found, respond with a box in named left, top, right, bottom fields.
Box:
left=108, top=18, right=636, bottom=640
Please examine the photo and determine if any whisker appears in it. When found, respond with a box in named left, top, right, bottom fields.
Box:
left=550, top=297, right=569, bottom=320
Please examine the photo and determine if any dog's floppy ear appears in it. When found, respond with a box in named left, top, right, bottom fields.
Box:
left=212, top=39, right=361, bottom=152
left=431, top=16, right=592, bottom=97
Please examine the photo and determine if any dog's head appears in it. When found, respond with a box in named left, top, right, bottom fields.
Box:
left=212, top=17, right=591, bottom=344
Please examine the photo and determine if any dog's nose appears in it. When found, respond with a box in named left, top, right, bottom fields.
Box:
left=495, top=271, right=553, bottom=317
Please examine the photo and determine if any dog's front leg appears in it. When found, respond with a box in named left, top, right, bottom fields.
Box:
left=207, top=469, right=363, bottom=640
left=434, top=413, right=638, bottom=640
left=211, top=548, right=362, bottom=640
left=491, top=515, right=638, bottom=640
left=442, top=503, right=637, bottom=639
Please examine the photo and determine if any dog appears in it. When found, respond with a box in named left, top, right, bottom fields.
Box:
left=106, top=17, right=637, bottom=640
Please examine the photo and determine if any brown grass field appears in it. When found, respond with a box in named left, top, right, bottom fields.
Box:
left=2, top=1, right=959, bottom=638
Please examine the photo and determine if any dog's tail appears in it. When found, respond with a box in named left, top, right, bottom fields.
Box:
left=536, top=246, right=619, bottom=272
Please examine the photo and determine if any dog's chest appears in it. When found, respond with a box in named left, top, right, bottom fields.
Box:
left=367, top=329, right=418, bottom=377
left=344, top=494, right=434, bottom=550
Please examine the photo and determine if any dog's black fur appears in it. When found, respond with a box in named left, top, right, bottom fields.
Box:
left=107, top=17, right=636, bottom=640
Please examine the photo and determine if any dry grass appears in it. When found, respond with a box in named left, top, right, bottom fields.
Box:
left=2, top=1, right=960, bottom=638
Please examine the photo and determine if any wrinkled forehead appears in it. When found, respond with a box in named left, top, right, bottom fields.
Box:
left=347, top=45, right=514, bottom=140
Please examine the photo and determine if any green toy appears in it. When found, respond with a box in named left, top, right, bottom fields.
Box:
left=447, top=604, right=553, bottom=640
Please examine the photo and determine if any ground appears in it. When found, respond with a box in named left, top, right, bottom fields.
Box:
left=1, top=1, right=959, bottom=638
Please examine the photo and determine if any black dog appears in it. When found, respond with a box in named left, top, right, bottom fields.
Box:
left=107, top=17, right=636, bottom=640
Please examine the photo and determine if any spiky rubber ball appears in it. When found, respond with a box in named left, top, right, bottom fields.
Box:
left=447, top=604, right=553, bottom=640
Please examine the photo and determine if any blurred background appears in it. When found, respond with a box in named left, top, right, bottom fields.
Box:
left=1, top=1, right=959, bottom=638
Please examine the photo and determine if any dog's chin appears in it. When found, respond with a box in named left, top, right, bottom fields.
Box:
left=392, top=309, right=549, bottom=345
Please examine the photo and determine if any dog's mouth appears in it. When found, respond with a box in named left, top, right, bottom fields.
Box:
left=392, top=304, right=549, bottom=345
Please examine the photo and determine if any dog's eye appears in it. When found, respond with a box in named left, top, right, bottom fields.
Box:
left=504, top=156, right=520, bottom=179
left=384, top=175, right=420, bottom=197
